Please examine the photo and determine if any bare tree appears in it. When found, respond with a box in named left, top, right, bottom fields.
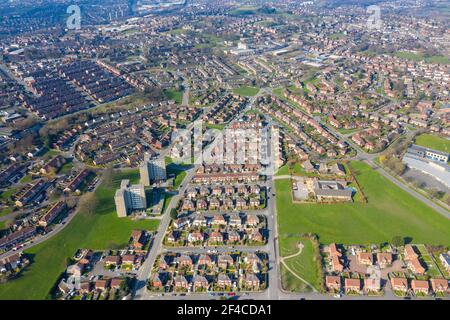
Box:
left=78, top=192, right=99, bottom=216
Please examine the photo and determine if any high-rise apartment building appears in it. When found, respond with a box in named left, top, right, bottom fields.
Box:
left=140, top=156, right=167, bottom=186
left=114, top=180, right=147, bottom=217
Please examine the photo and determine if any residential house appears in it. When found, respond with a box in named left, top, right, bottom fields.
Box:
left=328, top=243, right=342, bottom=258
left=344, top=278, right=361, bottom=294
left=377, top=253, right=393, bottom=268
left=188, top=232, right=204, bottom=243
left=209, top=231, right=224, bottom=244
left=404, top=245, right=419, bottom=260
left=130, top=230, right=146, bottom=249
left=177, top=255, right=193, bottom=268
left=439, top=253, right=450, bottom=272
left=249, top=229, right=263, bottom=242
left=331, top=256, right=344, bottom=272
left=430, top=278, right=448, bottom=293
left=364, top=278, right=381, bottom=292
left=211, top=215, right=226, bottom=226
left=110, top=278, right=124, bottom=290
left=357, top=252, right=373, bottom=265
left=104, top=255, right=121, bottom=267
left=95, top=279, right=109, bottom=291
left=193, top=275, right=209, bottom=290
left=227, top=231, right=241, bottom=243
left=409, top=258, right=426, bottom=275
left=174, top=275, right=189, bottom=289
left=197, top=254, right=213, bottom=267
left=390, top=277, right=408, bottom=292
left=246, top=215, right=259, bottom=226
left=325, top=275, right=341, bottom=292
left=217, top=274, right=232, bottom=288
left=192, top=214, right=207, bottom=227
left=244, top=273, right=260, bottom=289
left=411, top=279, right=429, bottom=295
left=218, top=254, right=234, bottom=269
left=228, top=213, right=242, bottom=227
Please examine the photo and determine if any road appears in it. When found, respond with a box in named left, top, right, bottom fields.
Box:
left=132, top=166, right=198, bottom=300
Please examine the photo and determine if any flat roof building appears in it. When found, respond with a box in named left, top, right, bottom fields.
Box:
left=114, top=179, right=146, bottom=217
left=140, top=156, right=167, bottom=186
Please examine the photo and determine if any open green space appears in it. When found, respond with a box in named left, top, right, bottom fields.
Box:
left=0, top=170, right=159, bottom=300
left=395, top=51, right=450, bottom=65
left=59, top=160, right=74, bottom=175
left=163, top=88, right=184, bottom=105
left=19, top=175, right=33, bottom=184
left=414, top=133, right=450, bottom=153
left=0, top=187, right=18, bottom=202
left=0, top=206, right=13, bottom=217
left=281, top=237, right=320, bottom=292
left=233, top=86, right=260, bottom=97
left=275, top=161, right=450, bottom=246
left=165, top=157, right=190, bottom=190
left=205, top=123, right=227, bottom=131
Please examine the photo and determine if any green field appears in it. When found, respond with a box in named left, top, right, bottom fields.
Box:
left=19, top=175, right=33, bottom=184
left=165, top=158, right=190, bottom=190
left=414, top=134, right=450, bottom=153
left=0, top=187, right=18, bottom=202
left=276, top=161, right=450, bottom=246
left=163, top=88, right=184, bottom=104
left=0, top=170, right=159, bottom=300
left=0, top=206, right=13, bottom=217
left=233, top=86, right=260, bottom=97
left=395, top=51, right=450, bottom=64
left=281, top=238, right=320, bottom=292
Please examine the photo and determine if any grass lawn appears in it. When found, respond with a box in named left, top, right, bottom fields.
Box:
left=166, top=161, right=190, bottom=190
left=205, top=123, right=226, bottom=131
left=0, top=187, right=18, bottom=203
left=0, top=170, right=159, bottom=300
left=173, top=171, right=187, bottom=190
left=0, top=206, right=13, bottom=217
left=233, top=86, right=260, bottom=97
left=414, top=133, right=450, bottom=153
left=280, top=264, right=313, bottom=292
left=275, top=164, right=290, bottom=176
left=275, top=161, right=450, bottom=246
left=281, top=237, right=320, bottom=291
left=337, top=128, right=360, bottom=135
left=59, top=160, right=74, bottom=175
left=415, top=244, right=443, bottom=278
left=395, top=51, right=450, bottom=65
left=19, top=175, right=33, bottom=184
left=163, top=88, right=184, bottom=105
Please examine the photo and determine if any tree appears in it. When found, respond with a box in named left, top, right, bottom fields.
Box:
left=102, top=166, right=115, bottom=187
left=392, top=236, right=404, bottom=248
left=78, top=192, right=98, bottom=216
left=170, top=208, right=178, bottom=220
